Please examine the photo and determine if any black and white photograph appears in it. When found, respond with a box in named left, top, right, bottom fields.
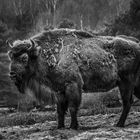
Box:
left=0, top=0, right=140, bottom=139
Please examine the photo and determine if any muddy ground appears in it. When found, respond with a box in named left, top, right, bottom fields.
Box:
left=0, top=108, right=140, bottom=140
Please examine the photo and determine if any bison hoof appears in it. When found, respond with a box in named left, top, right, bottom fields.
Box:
left=70, top=125, right=78, bottom=130
left=57, top=125, right=65, bottom=129
left=116, top=123, right=124, bottom=127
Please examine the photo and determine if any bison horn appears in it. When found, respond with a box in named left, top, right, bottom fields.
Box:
left=6, top=39, right=13, bottom=48
left=29, top=39, right=37, bottom=50
left=30, top=39, right=36, bottom=47
left=29, top=39, right=41, bottom=56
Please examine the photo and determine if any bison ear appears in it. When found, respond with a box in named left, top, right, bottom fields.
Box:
left=30, top=39, right=41, bottom=56
left=34, top=46, right=41, bottom=56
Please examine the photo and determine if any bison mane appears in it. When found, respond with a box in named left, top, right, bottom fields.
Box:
left=31, top=29, right=94, bottom=45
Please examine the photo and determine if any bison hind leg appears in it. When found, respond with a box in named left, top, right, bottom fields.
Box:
left=116, top=79, right=134, bottom=127
left=65, top=82, right=82, bottom=130
left=133, top=86, right=140, bottom=100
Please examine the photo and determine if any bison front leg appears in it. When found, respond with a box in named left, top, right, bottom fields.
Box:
left=117, top=80, right=134, bottom=127
left=65, top=82, right=82, bottom=130
left=57, top=93, right=68, bottom=129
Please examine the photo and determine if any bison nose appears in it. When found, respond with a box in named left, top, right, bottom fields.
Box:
left=10, top=71, right=16, bottom=76
left=9, top=71, right=17, bottom=78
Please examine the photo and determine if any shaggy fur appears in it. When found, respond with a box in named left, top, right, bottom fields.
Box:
left=8, top=28, right=140, bottom=129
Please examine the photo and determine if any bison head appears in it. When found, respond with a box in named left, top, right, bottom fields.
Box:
left=7, top=39, right=41, bottom=93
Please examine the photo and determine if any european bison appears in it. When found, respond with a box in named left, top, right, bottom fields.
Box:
left=8, top=29, right=140, bottom=129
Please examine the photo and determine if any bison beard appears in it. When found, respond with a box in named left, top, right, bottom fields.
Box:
left=8, top=29, right=140, bottom=129
left=24, top=78, right=55, bottom=105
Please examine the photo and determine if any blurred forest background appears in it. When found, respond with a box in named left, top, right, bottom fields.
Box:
left=0, top=0, right=133, bottom=52
left=0, top=0, right=140, bottom=110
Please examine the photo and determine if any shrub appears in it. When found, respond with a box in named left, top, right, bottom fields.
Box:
left=81, top=88, right=121, bottom=110
left=58, top=19, right=76, bottom=29
left=101, top=88, right=121, bottom=108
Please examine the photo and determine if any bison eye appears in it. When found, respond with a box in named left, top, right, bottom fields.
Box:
left=20, top=53, right=28, bottom=63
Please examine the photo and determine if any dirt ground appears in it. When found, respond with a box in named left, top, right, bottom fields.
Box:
left=0, top=109, right=140, bottom=140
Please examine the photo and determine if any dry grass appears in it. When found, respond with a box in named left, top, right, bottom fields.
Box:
left=80, top=90, right=140, bottom=116
left=0, top=90, right=140, bottom=128
left=80, top=88, right=121, bottom=113
left=0, top=111, right=56, bottom=127
left=0, top=88, right=124, bottom=127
